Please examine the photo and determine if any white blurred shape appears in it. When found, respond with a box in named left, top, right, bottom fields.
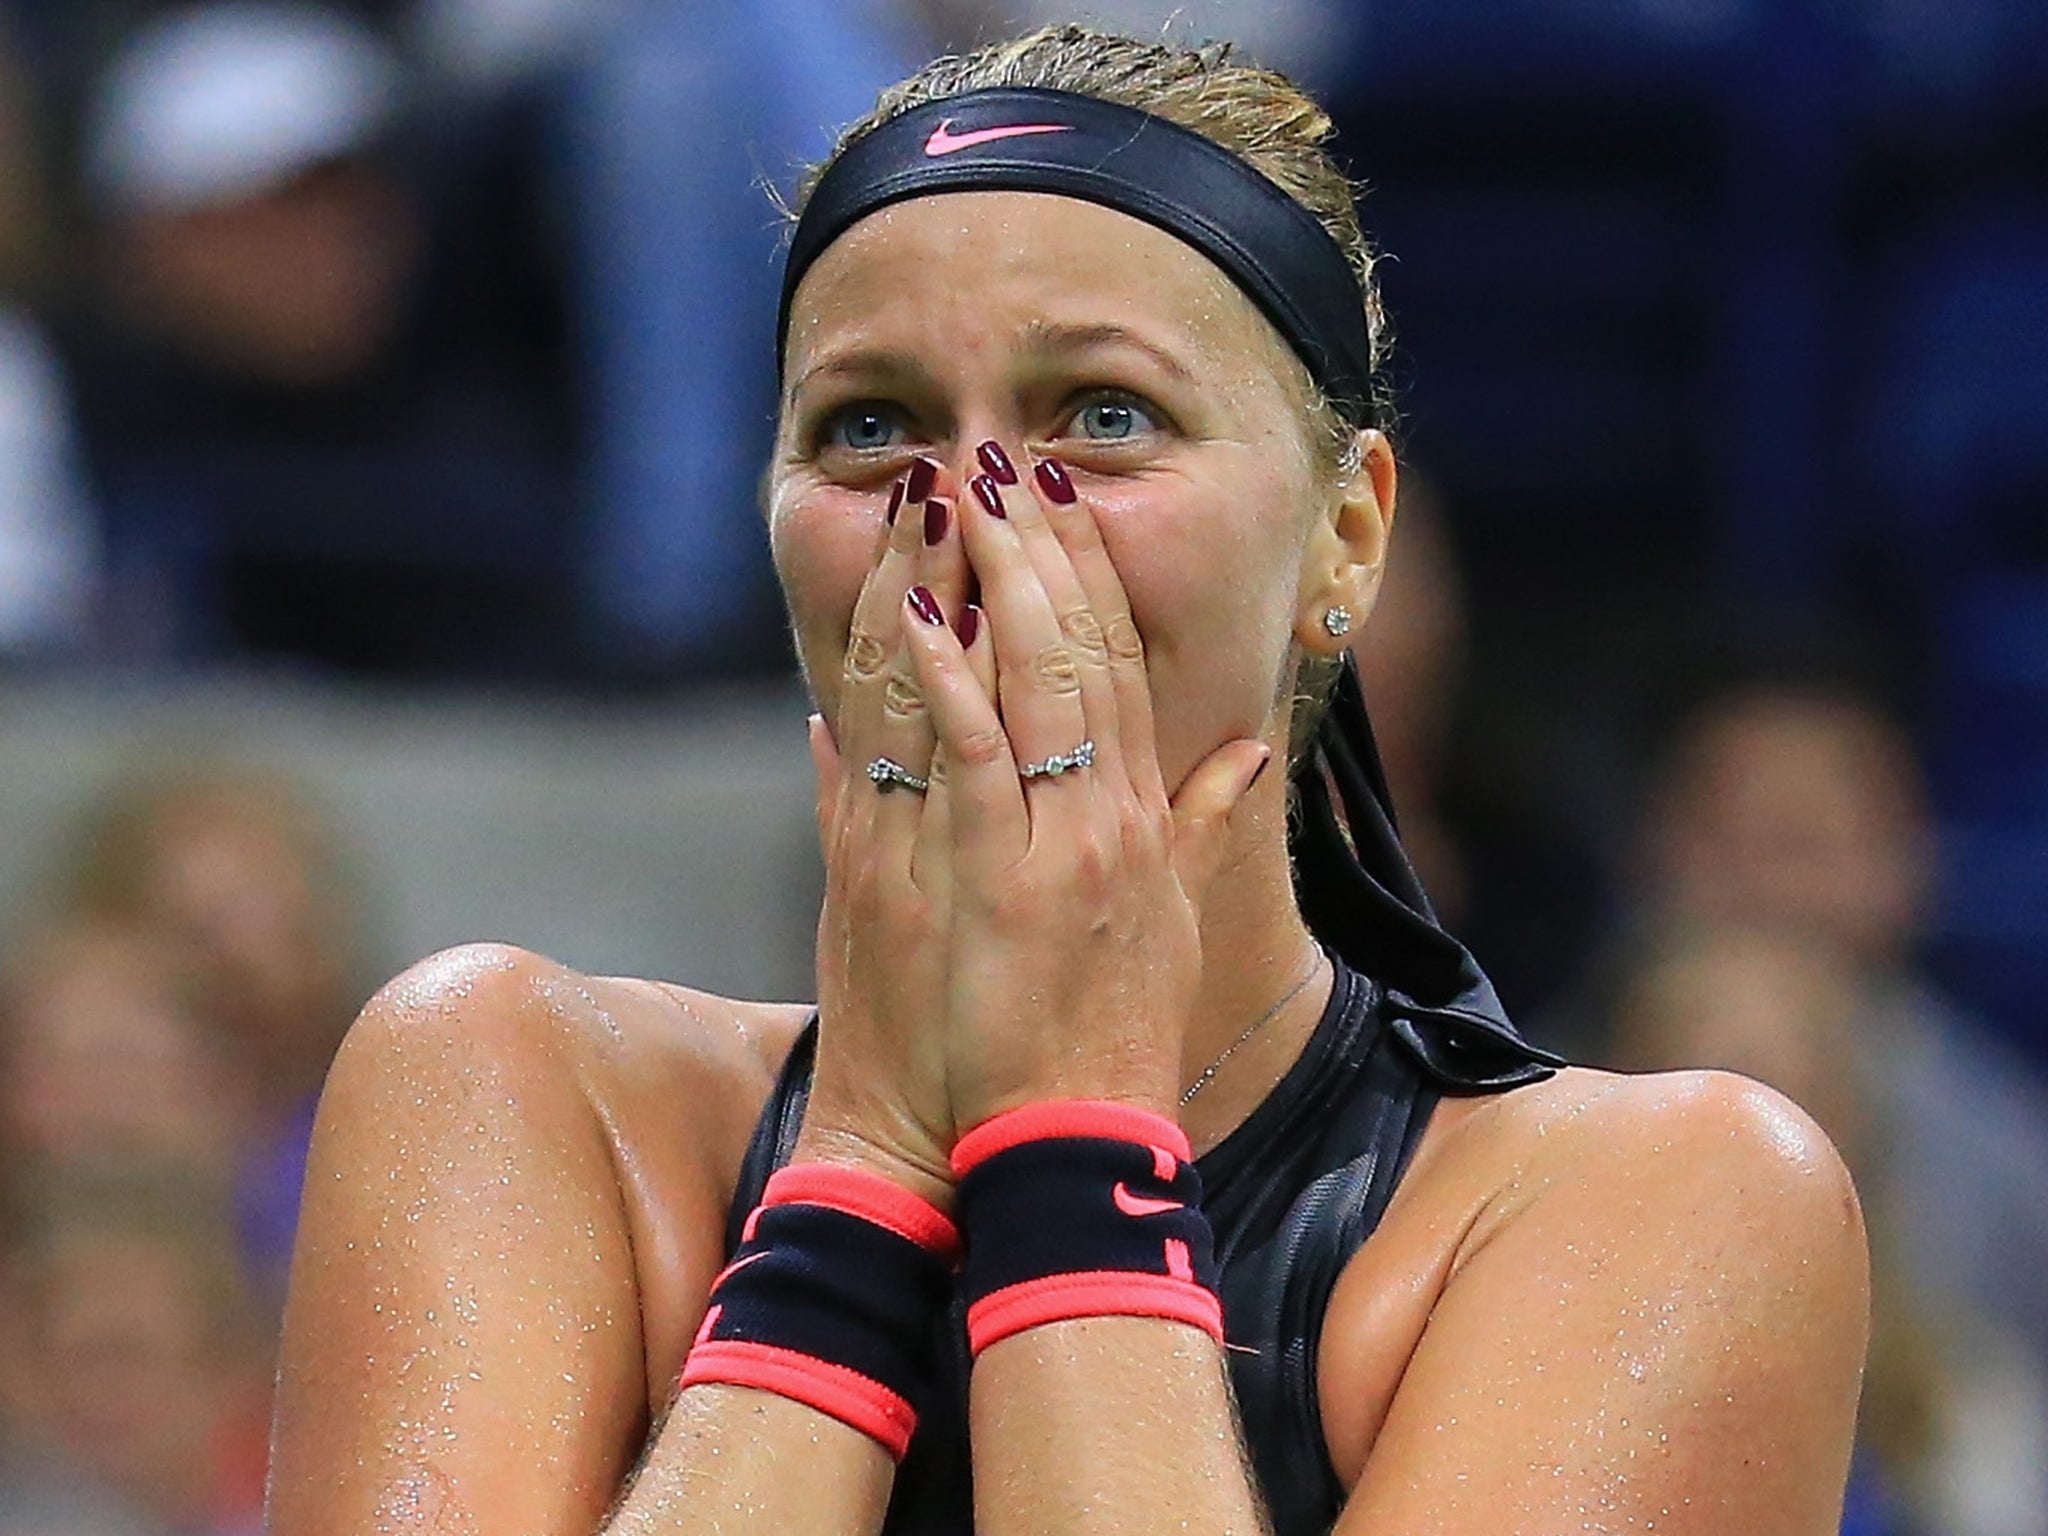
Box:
left=86, top=1, right=402, bottom=214
left=0, top=309, right=94, bottom=653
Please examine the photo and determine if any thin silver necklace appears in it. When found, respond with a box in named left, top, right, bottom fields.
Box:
left=1179, top=944, right=1328, bottom=1106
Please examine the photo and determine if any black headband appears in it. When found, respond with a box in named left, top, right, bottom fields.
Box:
left=779, top=86, right=1379, bottom=425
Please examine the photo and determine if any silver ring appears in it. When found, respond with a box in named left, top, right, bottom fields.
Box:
left=1019, top=739, right=1096, bottom=781
left=867, top=756, right=929, bottom=794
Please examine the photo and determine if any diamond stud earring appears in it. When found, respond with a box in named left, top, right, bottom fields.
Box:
left=1322, top=605, right=1353, bottom=638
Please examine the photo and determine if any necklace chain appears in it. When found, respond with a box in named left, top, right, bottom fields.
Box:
left=1179, top=945, right=1327, bottom=1107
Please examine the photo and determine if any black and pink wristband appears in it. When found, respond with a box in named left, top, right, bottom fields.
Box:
left=952, top=1100, right=1222, bottom=1355
left=679, top=1164, right=958, bottom=1459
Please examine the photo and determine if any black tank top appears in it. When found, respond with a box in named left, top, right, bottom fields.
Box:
left=724, top=955, right=1552, bottom=1534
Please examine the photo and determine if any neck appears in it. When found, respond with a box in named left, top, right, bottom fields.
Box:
left=1178, top=771, right=1330, bottom=1153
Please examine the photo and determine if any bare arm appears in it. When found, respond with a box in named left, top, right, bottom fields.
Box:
left=1332, top=1071, right=1869, bottom=1535
left=971, top=1319, right=1266, bottom=1534
left=266, top=944, right=893, bottom=1536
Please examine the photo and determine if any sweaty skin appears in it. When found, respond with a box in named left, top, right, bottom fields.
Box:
left=269, top=191, right=1868, bottom=1536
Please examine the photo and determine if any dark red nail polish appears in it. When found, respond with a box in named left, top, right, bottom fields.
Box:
left=906, top=456, right=939, bottom=503
left=1034, top=457, right=1077, bottom=505
left=958, top=604, right=982, bottom=647
left=923, top=496, right=951, bottom=546
left=885, top=479, right=905, bottom=525
left=908, top=585, right=944, bottom=626
left=971, top=474, right=1006, bottom=519
left=976, top=440, right=1018, bottom=485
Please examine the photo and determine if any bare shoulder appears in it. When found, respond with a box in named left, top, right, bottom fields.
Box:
left=1452, top=1062, right=1861, bottom=1210
left=335, top=941, right=811, bottom=1181
left=274, top=946, right=813, bottom=1536
left=1322, top=1067, right=1870, bottom=1532
left=346, top=939, right=809, bottom=1080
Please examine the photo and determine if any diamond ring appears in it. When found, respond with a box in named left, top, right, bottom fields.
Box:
left=867, top=756, right=930, bottom=794
left=1018, top=739, right=1096, bottom=781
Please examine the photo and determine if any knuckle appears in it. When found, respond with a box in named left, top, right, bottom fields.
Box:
left=1071, top=828, right=1117, bottom=890
left=882, top=672, right=926, bottom=721
left=956, top=724, right=1010, bottom=770
left=1101, top=615, right=1145, bottom=662
left=1031, top=643, right=1083, bottom=695
left=1059, top=606, right=1108, bottom=658
left=844, top=632, right=890, bottom=683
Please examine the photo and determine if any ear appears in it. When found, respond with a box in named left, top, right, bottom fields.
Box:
left=1294, top=429, right=1397, bottom=654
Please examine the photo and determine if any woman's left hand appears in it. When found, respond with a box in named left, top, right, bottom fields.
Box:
left=898, top=451, right=1270, bottom=1129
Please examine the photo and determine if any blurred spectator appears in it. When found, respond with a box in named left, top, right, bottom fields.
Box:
left=0, top=1443, right=168, bottom=1536
left=3, top=1166, right=269, bottom=1536
left=62, top=0, right=579, bottom=678
left=0, top=919, right=258, bottom=1183
left=566, top=0, right=921, bottom=680
left=0, top=18, right=97, bottom=660
left=1604, top=677, right=2048, bottom=1366
left=54, top=762, right=375, bottom=1315
left=1609, top=925, right=2048, bottom=1536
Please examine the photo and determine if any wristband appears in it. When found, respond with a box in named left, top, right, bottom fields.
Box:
left=952, top=1100, right=1223, bottom=1355
left=680, top=1164, right=958, bottom=1459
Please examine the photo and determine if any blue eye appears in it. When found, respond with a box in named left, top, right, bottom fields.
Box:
left=826, top=405, right=902, bottom=452
left=1072, top=397, right=1157, bottom=441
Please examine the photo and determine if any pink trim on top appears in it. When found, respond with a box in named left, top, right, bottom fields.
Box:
left=965, top=1270, right=1224, bottom=1354
left=681, top=1340, right=918, bottom=1460
left=951, top=1100, right=1190, bottom=1175
left=762, top=1163, right=960, bottom=1259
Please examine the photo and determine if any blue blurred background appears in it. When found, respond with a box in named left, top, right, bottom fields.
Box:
left=0, top=2, right=2042, bottom=1533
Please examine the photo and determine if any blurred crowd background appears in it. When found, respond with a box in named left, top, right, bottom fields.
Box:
left=0, top=1, right=2043, bottom=1533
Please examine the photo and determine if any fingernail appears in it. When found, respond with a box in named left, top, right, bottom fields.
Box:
left=908, top=585, right=945, bottom=626
left=971, top=474, right=1006, bottom=519
left=906, top=456, right=939, bottom=503
left=958, top=603, right=982, bottom=647
left=1034, top=457, right=1077, bottom=505
left=1248, top=750, right=1273, bottom=791
left=976, top=440, right=1018, bottom=485
left=885, top=479, right=905, bottom=525
left=924, top=497, right=951, bottom=546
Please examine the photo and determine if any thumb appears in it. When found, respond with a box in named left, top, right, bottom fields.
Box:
left=1168, top=740, right=1272, bottom=900
left=808, top=713, right=842, bottom=849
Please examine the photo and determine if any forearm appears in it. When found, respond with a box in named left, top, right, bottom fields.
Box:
left=605, top=1158, right=949, bottom=1536
left=971, top=1318, right=1267, bottom=1535
left=605, top=1385, right=891, bottom=1536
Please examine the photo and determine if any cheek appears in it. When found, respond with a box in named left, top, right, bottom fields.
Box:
left=1088, top=480, right=1306, bottom=754
left=769, top=490, right=878, bottom=691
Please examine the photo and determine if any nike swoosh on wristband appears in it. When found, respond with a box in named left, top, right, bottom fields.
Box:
left=1112, top=1182, right=1185, bottom=1219
left=923, top=119, right=1074, bottom=156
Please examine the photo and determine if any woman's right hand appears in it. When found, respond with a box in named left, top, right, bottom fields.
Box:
left=799, top=460, right=981, bottom=1208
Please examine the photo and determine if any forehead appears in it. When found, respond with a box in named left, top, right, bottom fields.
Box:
left=782, top=189, right=1283, bottom=381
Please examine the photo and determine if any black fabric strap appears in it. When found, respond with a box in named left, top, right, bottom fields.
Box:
left=780, top=86, right=1378, bottom=425
left=1292, top=656, right=1565, bottom=1090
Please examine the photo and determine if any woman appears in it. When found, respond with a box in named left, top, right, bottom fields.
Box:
left=269, top=26, right=1868, bottom=1535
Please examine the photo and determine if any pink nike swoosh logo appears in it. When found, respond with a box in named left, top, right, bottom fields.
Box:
left=924, top=119, right=1074, bottom=156
left=1112, top=1182, right=1185, bottom=1219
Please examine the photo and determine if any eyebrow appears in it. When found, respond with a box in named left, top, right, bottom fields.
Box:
left=789, top=319, right=1204, bottom=406
left=787, top=347, right=924, bottom=407
left=1019, top=320, right=1202, bottom=386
